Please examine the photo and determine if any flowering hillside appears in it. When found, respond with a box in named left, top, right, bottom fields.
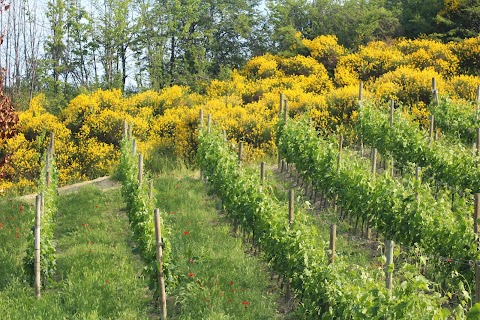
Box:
left=1, top=34, right=479, bottom=194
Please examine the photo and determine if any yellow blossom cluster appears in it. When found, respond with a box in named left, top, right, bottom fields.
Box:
left=2, top=34, right=480, bottom=194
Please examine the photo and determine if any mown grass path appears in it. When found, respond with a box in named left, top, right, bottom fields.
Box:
left=155, top=171, right=288, bottom=319
left=0, top=186, right=155, bottom=319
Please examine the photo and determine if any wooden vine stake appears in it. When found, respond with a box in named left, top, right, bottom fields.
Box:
left=34, top=195, right=41, bottom=299
left=283, top=100, right=288, bottom=122
left=337, top=135, right=343, bottom=171
left=132, top=138, right=136, bottom=156
left=329, top=224, right=336, bottom=264
left=238, top=142, right=243, bottom=166
left=389, top=100, right=394, bottom=127
left=371, top=148, right=377, bottom=178
left=48, top=132, right=55, bottom=156
left=123, top=120, right=128, bottom=138
left=431, top=77, right=439, bottom=106
left=334, top=135, right=343, bottom=213
left=45, top=153, right=51, bottom=187
left=40, top=192, right=45, bottom=217
left=476, top=85, right=480, bottom=121
left=429, top=115, right=435, bottom=143
left=385, top=240, right=394, bottom=296
left=207, top=114, right=212, bottom=133
left=476, top=128, right=480, bottom=157
left=260, top=162, right=265, bottom=185
left=288, top=189, right=294, bottom=224
left=154, top=209, right=167, bottom=319
left=388, top=101, right=395, bottom=175
left=138, top=154, right=143, bottom=186
left=279, top=93, right=285, bottom=115
left=149, top=180, right=153, bottom=200
left=358, top=81, right=363, bottom=103
left=199, top=109, right=204, bottom=131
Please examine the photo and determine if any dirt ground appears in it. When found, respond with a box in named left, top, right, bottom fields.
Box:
left=19, top=176, right=120, bottom=202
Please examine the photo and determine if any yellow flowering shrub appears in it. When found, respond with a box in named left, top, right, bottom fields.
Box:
left=450, top=35, right=480, bottom=76
left=77, top=138, right=119, bottom=178
left=370, top=66, right=445, bottom=107
left=242, top=54, right=282, bottom=80
left=14, top=94, right=80, bottom=186
left=334, top=41, right=404, bottom=85
left=325, top=85, right=370, bottom=138
left=445, top=75, right=480, bottom=102
left=5, top=33, right=480, bottom=194
left=302, top=35, right=346, bottom=73
left=395, top=38, right=459, bottom=77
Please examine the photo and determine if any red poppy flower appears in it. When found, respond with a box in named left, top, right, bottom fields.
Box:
left=183, top=230, right=190, bottom=235
left=229, top=281, right=234, bottom=285
left=189, top=273, right=194, bottom=277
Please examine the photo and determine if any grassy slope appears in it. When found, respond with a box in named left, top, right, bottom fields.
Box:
left=0, top=170, right=289, bottom=319
left=155, top=170, right=287, bottom=319
left=0, top=187, right=153, bottom=319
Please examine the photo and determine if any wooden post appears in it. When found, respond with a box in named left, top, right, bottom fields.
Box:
left=207, top=114, right=211, bottom=133
left=476, top=128, right=480, bottom=157
left=279, top=93, right=284, bottom=115
left=199, top=109, right=204, bottom=131
left=288, top=189, right=294, bottom=224
left=127, top=123, right=132, bottom=140
left=337, top=135, right=343, bottom=171
left=132, top=139, right=136, bottom=156
left=222, top=130, right=227, bottom=141
left=40, top=192, right=45, bottom=217
left=429, top=115, right=435, bottom=142
left=45, top=153, right=51, bottom=187
left=329, top=224, right=336, bottom=264
left=431, top=77, right=436, bottom=92
left=123, top=120, right=128, bottom=138
left=283, top=100, right=288, bottom=122
left=34, top=195, right=41, bottom=298
left=48, top=132, right=55, bottom=156
left=371, top=148, right=377, bottom=178
left=260, top=162, right=265, bottom=185
left=149, top=180, right=153, bottom=200
left=360, top=137, right=364, bottom=157
left=238, top=142, right=243, bottom=166
left=358, top=82, right=363, bottom=102
left=138, top=154, right=143, bottom=186
left=154, top=209, right=167, bottom=320
left=385, top=240, right=394, bottom=294
left=476, top=85, right=480, bottom=121
left=389, top=100, right=394, bottom=127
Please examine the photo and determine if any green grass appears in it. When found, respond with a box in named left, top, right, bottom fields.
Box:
left=0, top=187, right=154, bottom=319
left=155, top=169, right=288, bottom=319
left=0, top=198, right=33, bottom=290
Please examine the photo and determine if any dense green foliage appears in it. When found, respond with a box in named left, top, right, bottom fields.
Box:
left=198, top=128, right=451, bottom=319
left=117, top=132, right=176, bottom=294
left=278, top=116, right=475, bottom=278
left=23, top=146, right=58, bottom=285
left=428, top=96, right=479, bottom=146
left=358, top=102, right=480, bottom=193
